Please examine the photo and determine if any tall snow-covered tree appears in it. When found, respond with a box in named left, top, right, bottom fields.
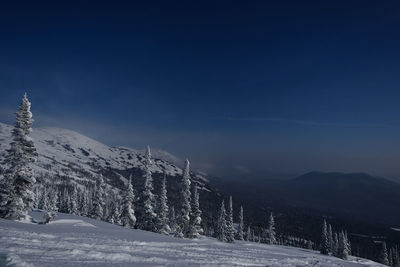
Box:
left=237, top=206, right=244, bottom=240
left=380, top=242, right=389, bottom=266
left=90, top=174, right=105, bottom=220
left=79, top=189, right=89, bottom=216
left=344, top=231, right=351, bottom=256
left=320, top=220, right=329, bottom=255
left=216, top=200, right=227, bottom=242
left=328, top=224, right=333, bottom=253
left=43, top=186, right=58, bottom=224
left=39, top=186, right=49, bottom=211
left=120, top=176, right=136, bottom=228
left=338, top=231, right=349, bottom=260
left=177, top=158, right=191, bottom=237
left=246, top=225, right=251, bottom=241
left=169, top=206, right=177, bottom=233
left=266, top=212, right=276, bottom=245
left=156, top=174, right=170, bottom=235
left=188, top=185, right=202, bottom=238
left=69, top=185, right=79, bottom=215
left=136, top=146, right=157, bottom=231
left=226, top=196, right=235, bottom=243
left=0, top=93, right=37, bottom=220
left=333, top=232, right=339, bottom=256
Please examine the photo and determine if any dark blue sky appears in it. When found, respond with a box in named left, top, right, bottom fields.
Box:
left=1, top=1, right=400, bottom=178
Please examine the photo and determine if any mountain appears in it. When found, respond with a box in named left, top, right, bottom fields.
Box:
left=0, top=210, right=383, bottom=266
left=211, top=171, right=400, bottom=226
left=286, top=172, right=400, bottom=224
left=0, top=122, right=221, bottom=229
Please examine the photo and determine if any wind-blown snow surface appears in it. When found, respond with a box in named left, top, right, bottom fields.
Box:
left=0, top=211, right=382, bottom=267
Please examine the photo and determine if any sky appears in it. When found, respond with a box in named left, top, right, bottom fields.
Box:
left=1, top=1, right=400, bottom=179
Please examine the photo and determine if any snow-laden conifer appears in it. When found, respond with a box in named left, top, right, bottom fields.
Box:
left=320, top=220, right=329, bottom=255
left=156, top=174, right=170, bottom=234
left=188, top=185, right=202, bottom=238
left=333, top=232, right=339, bottom=256
left=216, top=200, right=227, bottom=242
left=246, top=226, right=251, bottom=241
left=0, top=93, right=37, bottom=220
left=226, top=196, right=235, bottom=243
left=90, top=174, right=105, bottom=220
left=177, top=158, right=191, bottom=237
left=69, top=185, right=79, bottom=215
left=120, top=176, right=136, bottom=228
left=43, top=187, right=58, bottom=223
left=266, top=212, right=276, bottom=245
left=338, top=231, right=348, bottom=260
left=328, top=224, right=333, bottom=253
left=237, top=206, right=244, bottom=240
left=169, top=206, right=177, bottom=233
left=136, top=146, right=156, bottom=231
left=39, top=187, right=49, bottom=211
left=79, top=189, right=89, bottom=216
left=380, top=241, right=389, bottom=266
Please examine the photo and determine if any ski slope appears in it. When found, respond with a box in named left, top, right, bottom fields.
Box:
left=0, top=211, right=382, bottom=267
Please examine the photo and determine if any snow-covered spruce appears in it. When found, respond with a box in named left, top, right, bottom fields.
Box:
left=155, top=174, right=170, bottom=234
left=119, top=176, right=136, bottom=228
left=320, top=219, right=329, bottom=255
left=266, top=212, right=276, bottom=245
left=188, top=185, right=202, bottom=238
left=89, top=174, right=105, bottom=220
left=379, top=241, right=389, bottom=265
left=338, top=230, right=352, bottom=260
left=136, top=145, right=157, bottom=232
left=237, top=206, right=244, bottom=240
left=0, top=93, right=37, bottom=220
left=226, top=196, right=235, bottom=243
left=176, top=158, right=191, bottom=238
left=328, top=224, right=333, bottom=254
left=216, top=199, right=227, bottom=242
left=246, top=225, right=251, bottom=241
left=169, top=206, right=177, bottom=233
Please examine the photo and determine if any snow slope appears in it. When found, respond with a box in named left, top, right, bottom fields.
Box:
left=0, top=122, right=209, bottom=190
left=0, top=211, right=382, bottom=267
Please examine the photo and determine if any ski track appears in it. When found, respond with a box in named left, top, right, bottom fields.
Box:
left=0, top=212, right=383, bottom=267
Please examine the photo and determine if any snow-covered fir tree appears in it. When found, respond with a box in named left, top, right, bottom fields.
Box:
left=320, top=219, right=330, bottom=255
left=328, top=224, right=333, bottom=253
left=119, top=176, right=136, bottom=228
left=380, top=241, right=389, bottom=266
left=43, top=187, right=58, bottom=224
left=246, top=225, right=251, bottom=241
left=69, top=185, right=79, bottom=215
left=237, top=206, right=244, bottom=240
left=156, top=174, right=170, bottom=235
left=333, top=232, right=339, bottom=256
left=169, top=206, right=177, bottom=233
left=0, top=93, right=37, bottom=220
left=136, top=146, right=157, bottom=231
left=188, top=185, right=202, bottom=238
left=216, top=200, right=227, bottom=242
left=60, top=186, right=69, bottom=213
left=225, top=196, right=235, bottom=243
left=266, top=212, right=277, bottom=245
left=176, top=158, right=191, bottom=237
left=90, top=174, right=105, bottom=220
left=39, top=186, right=49, bottom=211
left=338, top=231, right=349, bottom=260
left=345, top=231, right=351, bottom=256
left=79, top=189, right=89, bottom=216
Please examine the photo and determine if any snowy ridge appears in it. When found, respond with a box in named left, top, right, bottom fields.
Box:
left=0, top=211, right=383, bottom=267
left=0, top=122, right=209, bottom=189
